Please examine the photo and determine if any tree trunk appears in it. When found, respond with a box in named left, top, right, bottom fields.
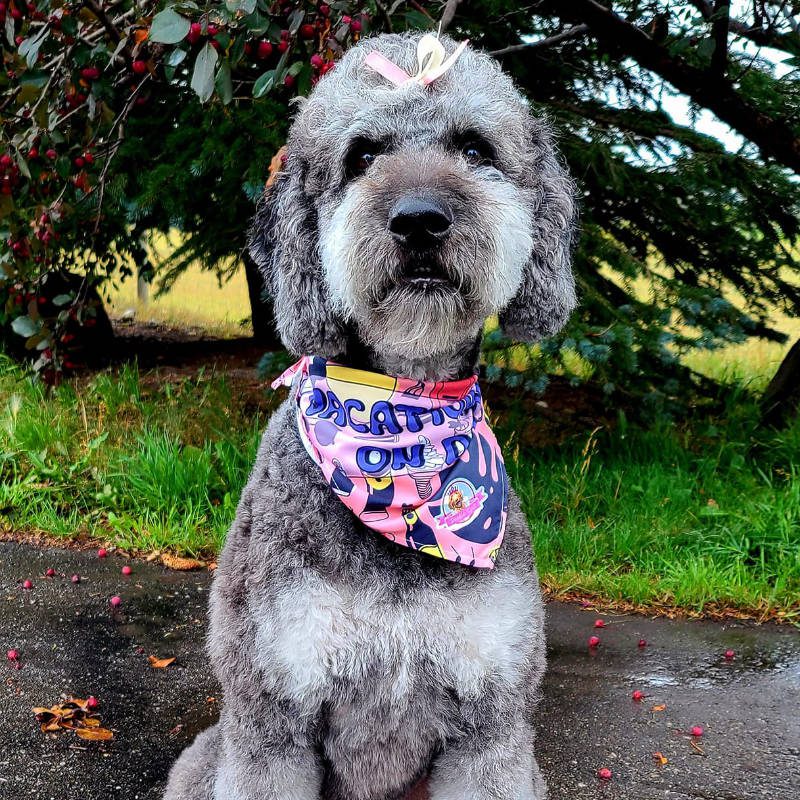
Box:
left=243, top=251, right=281, bottom=347
left=761, top=338, right=800, bottom=427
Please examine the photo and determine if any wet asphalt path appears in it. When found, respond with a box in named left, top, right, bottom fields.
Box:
left=0, top=541, right=798, bottom=800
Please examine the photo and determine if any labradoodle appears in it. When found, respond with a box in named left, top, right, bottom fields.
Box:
left=164, top=30, right=576, bottom=800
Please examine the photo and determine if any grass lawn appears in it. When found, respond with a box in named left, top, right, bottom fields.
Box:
left=1, top=355, right=798, bottom=621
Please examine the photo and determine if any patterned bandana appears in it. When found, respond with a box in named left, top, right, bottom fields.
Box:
left=273, top=356, right=508, bottom=569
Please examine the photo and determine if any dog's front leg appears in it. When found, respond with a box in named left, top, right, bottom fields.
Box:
left=427, top=713, right=545, bottom=800
left=212, top=709, right=323, bottom=800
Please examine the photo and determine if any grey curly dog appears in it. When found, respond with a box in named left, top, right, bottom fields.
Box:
left=164, top=31, right=576, bottom=800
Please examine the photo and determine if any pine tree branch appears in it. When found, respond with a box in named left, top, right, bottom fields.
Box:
left=689, top=0, right=800, bottom=55
left=711, top=1, right=730, bottom=77
left=490, top=24, right=589, bottom=57
left=563, top=0, right=800, bottom=173
left=549, top=99, right=726, bottom=155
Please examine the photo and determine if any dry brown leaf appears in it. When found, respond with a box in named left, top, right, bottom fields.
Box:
left=75, top=726, right=114, bottom=741
left=161, top=553, right=205, bottom=571
left=653, top=752, right=668, bottom=766
left=651, top=704, right=667, bottom=712
left=148, top=655, right=176, bottom=669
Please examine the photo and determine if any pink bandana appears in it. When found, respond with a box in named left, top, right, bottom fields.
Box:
left=273, top=357, right=508, bottom=569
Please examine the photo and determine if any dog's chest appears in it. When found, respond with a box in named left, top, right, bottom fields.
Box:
left=253, top=567, right=535, bottom=707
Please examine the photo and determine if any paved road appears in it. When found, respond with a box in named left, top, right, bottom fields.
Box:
left=1, top=541, right=798, bottom=800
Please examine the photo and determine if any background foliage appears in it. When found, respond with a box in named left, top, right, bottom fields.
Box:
left=0, top=0, right=799, bottom=410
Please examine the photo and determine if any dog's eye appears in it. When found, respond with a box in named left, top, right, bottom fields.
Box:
left=357, top=152, right=376, bottom=171
left=462, top=141, right=491, bottom=165
left=345, top=140, right=383, bottom=179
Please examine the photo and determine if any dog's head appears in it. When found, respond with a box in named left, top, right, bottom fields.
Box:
left=249, top=33, right=577, bottom=364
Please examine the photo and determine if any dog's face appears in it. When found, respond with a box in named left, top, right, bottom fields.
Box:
left=250, top=33, right=577, bottom=363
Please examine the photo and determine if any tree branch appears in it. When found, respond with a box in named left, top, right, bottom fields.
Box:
left=81, top=0, right=133, bottom=62
left=490, top=24, right=589, bottom=57
left=711, top=1, right=730, bottom=76
left=690, top=0, right=800, bottom=56
left=439, top=0, right=462, bottom=33
left=564, top=0, right=800, bottom=173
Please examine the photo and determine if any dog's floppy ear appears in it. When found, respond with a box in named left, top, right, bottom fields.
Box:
left=499, top=126, right=578, bottom=342
left=248, top=152, right=347, bottom=357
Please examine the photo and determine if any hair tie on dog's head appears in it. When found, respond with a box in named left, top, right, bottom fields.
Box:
left=364, top=33, right=469, bottom=88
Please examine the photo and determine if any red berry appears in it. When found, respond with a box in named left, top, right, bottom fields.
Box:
left=74, top=156, right=85, bottom=168
left=132, top=60, right=147, bottom=75
left=588, top=635, right=600, bottom=648
left=187, top=22, right=201, bottom=44
left=71, top=574, right=80, bottom=583
left=594, top=619, right=605, bottom=628
left=632, top=690, right=644, bottom=701
left=691, top=725, right=704, bottom=737
left=121, top=565, right=132, bottom=576
left=350, top=19, right=361, bottom=32
left=319, top=3, right=330, bottom=16
left=206, top=24, right=218, bottom=36
left=80, top=66, right=100, bottom=80
left=110, top=595, right=122, bottom=607
left=45, top=568, right=56, bottom=578
left=284, top=74, right=295, bottom=88
left=341, top=15, right=351, bottom=24
left=724, top=649, right=735, bottom=660
left=7, top=649, right=19, bottom=661
left=277, top=40, right=288, bottom=53
left=257, top=40, right=272, bottom=59
left=597, top=767, right=612, bottom=781
left=45, top=148, right=56, bottom=160
left=0, top=154, right=12, bottom=167
left=83, top=152, right=94, bottom=164
left=86, top=695, right=98, bottom=709
left=638, top=638, right=647, bottom=647
left=22, top=579, right=33, bottom=590
left=299, top=23, right=315, bottom=39
left=98, top=548, right=107, bottom=558
left=28, top=148, right=38, bottom=158
left=280, top=29, right=289, bottom=40
left=310, top=54, right=324, bottom=69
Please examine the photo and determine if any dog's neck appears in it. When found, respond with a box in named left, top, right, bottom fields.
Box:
left=341, top=332, right=482, bottom=382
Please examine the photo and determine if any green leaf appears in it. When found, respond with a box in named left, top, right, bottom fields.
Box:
left=11, top=315, right=40, bottom=337
left=149, top=7, right=191, bottom=45
left=215, top=59, right=233, bottom=105
left=166, top=48, right=188, bottom=67
left=191, top=43, right=219, bottom=103
left=52, top=294, right=72, bottom=307
left=287, top=9, right=305, bottom=35
left=253, top=69, right=275, bottom=98
left=18, top=27, right=50, bottom=68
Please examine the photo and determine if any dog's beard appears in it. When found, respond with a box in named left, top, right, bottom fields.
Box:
left=361, top=280, right=476, bottom=358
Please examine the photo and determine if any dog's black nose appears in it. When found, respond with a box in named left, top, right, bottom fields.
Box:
left=389, top=196, right=453, bottom=248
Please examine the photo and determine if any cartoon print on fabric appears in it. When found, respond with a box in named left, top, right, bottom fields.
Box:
left=273, top=356, right=508, bottom=569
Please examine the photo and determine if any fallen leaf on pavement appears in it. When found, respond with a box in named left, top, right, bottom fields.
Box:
left=148, top=655, right=176, bottom=669
left=161, top=553, right=205, bottom=571
left=651, top=704, right=667, bottom=712
left=653, top=752, right=668, bottom=765
left=33, top=697, right=111, bottom=741
left=75, top=726, right=114, bottom=741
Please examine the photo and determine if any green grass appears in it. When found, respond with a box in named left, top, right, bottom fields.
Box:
left=1, top=356, right=798, bottom=619
left=504, top=415, right=800, bottom=618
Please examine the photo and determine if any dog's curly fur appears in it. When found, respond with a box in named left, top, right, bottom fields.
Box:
left=164, top=32, right=576, bottom=800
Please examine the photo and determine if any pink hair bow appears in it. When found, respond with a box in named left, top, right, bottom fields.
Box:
left=364, top=33, right=469, bottom=87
